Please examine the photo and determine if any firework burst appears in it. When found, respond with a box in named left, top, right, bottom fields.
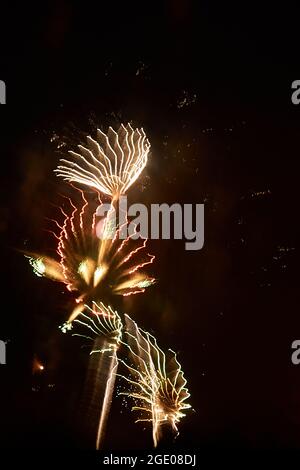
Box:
left=54, top=123, right=150, bottom=199
left=26, top=190, right=155, bottom=323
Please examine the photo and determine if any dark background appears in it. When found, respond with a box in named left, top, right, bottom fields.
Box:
left=0, top=0, right=300, bottom=457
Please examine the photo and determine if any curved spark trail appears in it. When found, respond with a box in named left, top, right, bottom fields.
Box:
left=117, top=315, right=191, bottom=447
left=55, top=123, right=150, bottom=198
left=65, top=301, right=123, bottom=349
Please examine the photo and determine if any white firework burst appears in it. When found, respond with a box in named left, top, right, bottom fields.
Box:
left=55, top=123, right=150, bottom=198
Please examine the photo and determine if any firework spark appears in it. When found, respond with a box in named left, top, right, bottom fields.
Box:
left=55, top=123, right=150, bottom=198
left=26, top=191, right=155, bottom=323
left=117, top=315, right=191, bottom=447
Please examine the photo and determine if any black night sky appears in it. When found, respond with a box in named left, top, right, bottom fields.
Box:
left=0, top=1, right=300, bottom=463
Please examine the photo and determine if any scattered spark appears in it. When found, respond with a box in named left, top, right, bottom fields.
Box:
left=104, top=61, right=113, bottom=76
left=250, top=190, right=271, bottom=198
left=27, top=257, right=45, bottom=277
left=59, top=322, right=73, bottom=333
left=136, top=61, right=148, bottom=76
left=277, top=246, right=295, bottom=253
left=177, top=90, right=197, bottom=109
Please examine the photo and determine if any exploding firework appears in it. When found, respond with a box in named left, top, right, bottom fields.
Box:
left=55, top=123, right=150, bottom=199
left=70, top=305, right=191, bottom=448
left=26, top=120, right=192, bottom=450
left=26, top=190, right=155, bottom=323
left=117, top=315, right=191, bottom=447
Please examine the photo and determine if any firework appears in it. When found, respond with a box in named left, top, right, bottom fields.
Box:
left=26, top=191, right=155, bottom=323
left=26, top=120, right=192, bottom=450
left=67, top=301, right=123, bottom=350
left=67, top=301, right=122, bottom=449
left=117, top=314, right=191, bottom=447
left=55, top=123, right=150, bottom=199
left=70, top=305, right=191, bottom=448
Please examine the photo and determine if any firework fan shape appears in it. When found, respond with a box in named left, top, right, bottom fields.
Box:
left=55, top=123, right=150, bottom=198
left=67, top=301, right=123, bottom=449
left=27, top=190, right=155, bottom=323
left=117, top=315, right=191, bottom=447
left=69, top=301, right=123, bottom=351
